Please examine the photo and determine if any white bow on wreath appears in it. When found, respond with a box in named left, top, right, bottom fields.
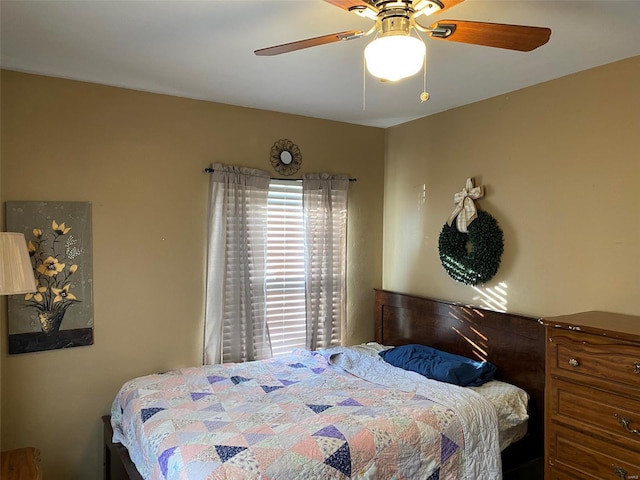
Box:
left=447, top=178, right=484, bottom=233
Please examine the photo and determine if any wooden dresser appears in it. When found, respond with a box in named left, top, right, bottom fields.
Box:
left=541, top=311, right=640, bottom=480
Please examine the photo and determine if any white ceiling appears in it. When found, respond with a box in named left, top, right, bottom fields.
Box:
left=2, top=1, right=639, bottom=128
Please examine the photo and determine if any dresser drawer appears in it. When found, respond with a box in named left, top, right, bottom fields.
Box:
left=549, top=330, right=640, bottom=388
left=549, top=378, right=640, bottom=449
left=549, top=424, right=640, bottom=480
left=546, top=466, right=582, bottom=480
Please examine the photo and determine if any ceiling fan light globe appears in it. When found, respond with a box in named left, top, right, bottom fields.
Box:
left=364, top=35, right=426, bottom=82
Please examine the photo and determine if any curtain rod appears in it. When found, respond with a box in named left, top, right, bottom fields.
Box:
left=203, top=167, right=356, bottom=182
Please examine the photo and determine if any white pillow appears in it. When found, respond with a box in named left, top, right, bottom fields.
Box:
left=346, top=342, right=391, bottom=356
left=469, top=379, right=529, bottom=427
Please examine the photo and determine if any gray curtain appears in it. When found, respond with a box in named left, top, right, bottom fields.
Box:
left=204, top=163, right=272, bottom=364
left=302, top=173, right=349, bottom=350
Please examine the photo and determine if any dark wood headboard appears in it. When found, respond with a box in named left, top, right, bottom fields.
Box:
left=374, top=289, right=546, bottom=466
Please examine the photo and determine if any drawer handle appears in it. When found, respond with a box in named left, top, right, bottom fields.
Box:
left=615, top=414, right=640, bottom=437
left=634, top=361, right=640, bottom=375
left=612, top=464, right=628, bottom=479
left=568, top=358, right=580, bottom=368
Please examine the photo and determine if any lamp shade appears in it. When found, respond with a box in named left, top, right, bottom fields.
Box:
left=364, top=34, right=426, bottom=82
left=0, top=232, right=37, bottom=295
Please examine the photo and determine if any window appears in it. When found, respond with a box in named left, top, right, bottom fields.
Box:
left=266, top=180, right=306, bottom=357
left=204, top=165, right=349, bottom=365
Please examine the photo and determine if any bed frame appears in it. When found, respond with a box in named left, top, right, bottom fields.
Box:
left=104, top=289, right=545, bottom=479
left=375, top=289, right=546, bottom=474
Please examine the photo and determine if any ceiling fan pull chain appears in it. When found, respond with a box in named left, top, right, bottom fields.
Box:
left=362, top=53, right=367, bottom=111
left=418, top=30, right=430, bottom=103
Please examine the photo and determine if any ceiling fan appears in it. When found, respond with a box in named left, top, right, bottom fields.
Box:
left=255, top=0, right=551, bottom=83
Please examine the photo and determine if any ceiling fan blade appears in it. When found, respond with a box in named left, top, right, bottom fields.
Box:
left=322, top=0, right=374, bottom=12
left=437, top=0, right=465, bottom=14
left=255, top=30, right=364, bottom=56
left=428, top=20, right=551, bottom=52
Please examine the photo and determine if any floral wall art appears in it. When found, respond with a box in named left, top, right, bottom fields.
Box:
left=6, top=201, right=93, bottom=354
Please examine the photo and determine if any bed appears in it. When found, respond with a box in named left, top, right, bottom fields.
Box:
left=104, top=289, right=545, bottom=479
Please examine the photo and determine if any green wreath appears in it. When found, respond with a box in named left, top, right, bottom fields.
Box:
left=438, top=210, right=504, bottom=286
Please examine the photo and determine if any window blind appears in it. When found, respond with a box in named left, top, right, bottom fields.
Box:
left=266, top=180, right=306, bottom=357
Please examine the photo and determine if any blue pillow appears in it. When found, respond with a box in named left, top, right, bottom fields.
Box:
left=378, top=344, right=496, bottom=387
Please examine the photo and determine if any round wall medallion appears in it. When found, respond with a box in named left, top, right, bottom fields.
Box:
left=270, top=139, right=302, bottom=176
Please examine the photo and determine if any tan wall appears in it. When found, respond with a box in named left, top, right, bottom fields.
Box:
left=383, top=56, right=640, bottom=317
left=0, top=70, right=384, bottom=478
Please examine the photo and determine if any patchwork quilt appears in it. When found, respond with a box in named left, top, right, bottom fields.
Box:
left=111, top=348, right=501, bottom=480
